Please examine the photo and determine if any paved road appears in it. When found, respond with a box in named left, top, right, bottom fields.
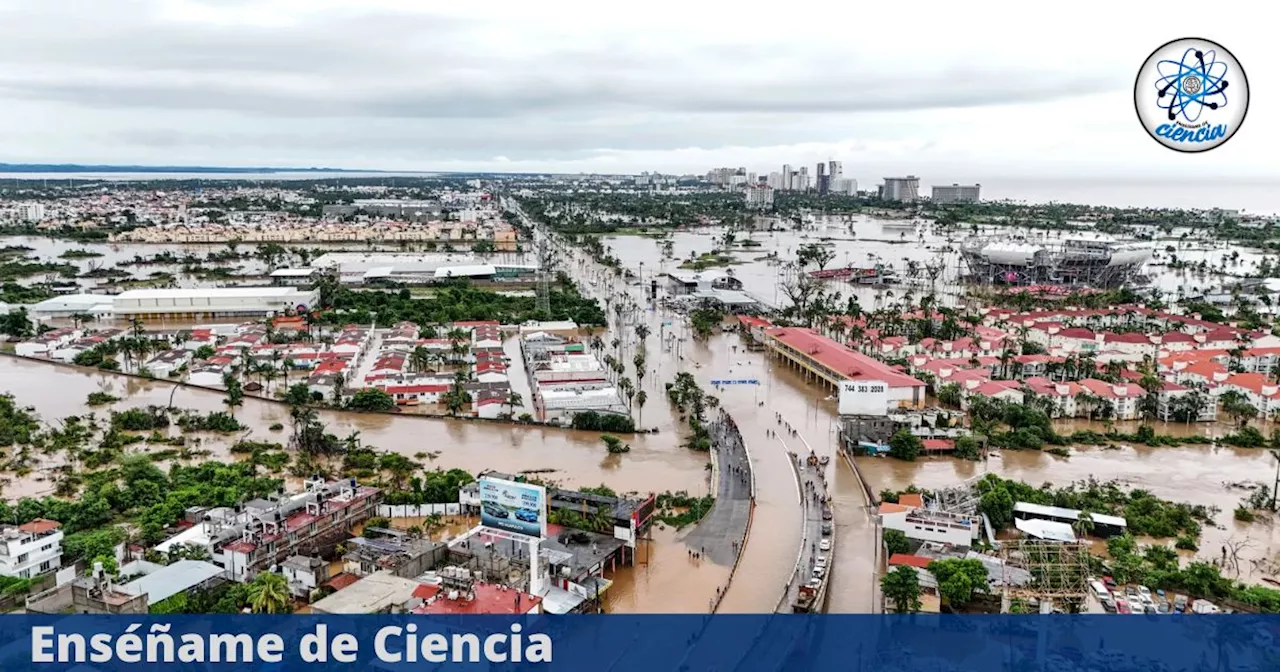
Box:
left=777, top=448, right=832, bottom=613
left=685, top=410, right=752, bottom=568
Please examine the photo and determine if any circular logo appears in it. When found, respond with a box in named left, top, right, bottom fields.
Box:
left=1134, top=37, right=1248, bottom=152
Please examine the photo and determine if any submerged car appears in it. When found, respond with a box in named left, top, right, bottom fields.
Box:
left=515, top=508, right=539, bottom=523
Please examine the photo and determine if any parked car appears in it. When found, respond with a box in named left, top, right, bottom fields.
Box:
left=1103, top=576, right=1117, bottom=589
left=1173, top=595, right=1188, bottom=613
left=1157, top=602, right=1171, bottom=614
left=1115, top=598, right=1131, bottom=614
left=821, top=523, right=833, bottom=535
left=812, top=566, right=825, bottom=578
left=815, top=555, right=827, bottom=569
left=819, top=539, right=831, bottom=552
left=1138, top=586, right=1152, bottom=601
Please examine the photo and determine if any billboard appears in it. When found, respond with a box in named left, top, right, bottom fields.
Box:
left=838, top=379, right=889, bottom=416
left=479, top=477, right=547, bottom=538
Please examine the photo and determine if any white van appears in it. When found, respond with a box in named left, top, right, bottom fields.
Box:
left=1089, top=579, right=1109, bottom=599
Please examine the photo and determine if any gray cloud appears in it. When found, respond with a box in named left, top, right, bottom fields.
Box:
left=0, top=0, right=1142, bottom=169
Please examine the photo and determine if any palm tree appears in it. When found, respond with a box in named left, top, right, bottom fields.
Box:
left=1073, top=511, right=1095, bottom=538
left=635, top=390, right=647, bottom=427
left=410, top=346, right=433, bottom=373
left=505, top=390, right=523, bottom=417
left=332, top=371, right=346, bottom=404
left=247, top=572, right=292, bottom=614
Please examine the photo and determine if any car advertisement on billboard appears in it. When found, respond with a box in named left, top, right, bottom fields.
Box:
left=479, top=477, right=547, bottom=538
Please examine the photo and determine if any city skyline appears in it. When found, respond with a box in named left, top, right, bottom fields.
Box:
left=0, top=0, right=1272, bottom=186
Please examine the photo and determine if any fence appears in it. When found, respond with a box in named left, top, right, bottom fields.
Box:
left=378, top=503, right=462, bottom=518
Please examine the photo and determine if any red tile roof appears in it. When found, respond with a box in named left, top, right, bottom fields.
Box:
left=326, top=573, right=360, bottom=591
left=18, top=518, right=60, bottom=535
left=765, top=327, right=923, bottom=388
left=888, top=553, right=933, bottom=569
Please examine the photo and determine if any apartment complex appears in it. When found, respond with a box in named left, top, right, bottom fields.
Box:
left=154, top=477, right=381, bottom=583
left=931, top=183, right=982, bottom=204
left=880, top=176, right=921, bottom=202
left=0, top=519, right=63, bottom=578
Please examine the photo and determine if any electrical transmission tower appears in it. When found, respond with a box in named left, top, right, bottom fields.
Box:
left=535, top=236, right=552, bottom=316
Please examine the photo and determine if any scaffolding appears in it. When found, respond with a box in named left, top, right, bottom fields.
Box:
left=999, top=540, right=1091, bottom=612
left=959, top=236, right=1153, bottom=288
left=932, top=475, right=985, bottom=517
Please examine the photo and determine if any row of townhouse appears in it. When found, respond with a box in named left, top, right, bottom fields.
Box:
left=46, top=328, right=126, bottom=362
left=984, top=304, right=1242, bottom=336
left=961, top=374, right=1216, bottom=422
left=14, top=327, right=84, bottom=358
left=363, top=321, right=512, bottom=418
left=1171, top=358, right=1280, bottom=418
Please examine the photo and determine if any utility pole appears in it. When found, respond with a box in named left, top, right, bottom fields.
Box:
left=1270, top=449, right=1280, bottom=511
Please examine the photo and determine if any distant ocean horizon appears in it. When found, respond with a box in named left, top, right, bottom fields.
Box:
left=965, top=178, right=1280, bottom=215
left=2, top=170, right=1277, bottom=215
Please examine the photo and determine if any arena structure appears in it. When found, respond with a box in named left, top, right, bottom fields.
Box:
left=959, top=237, right=1154, bottom=288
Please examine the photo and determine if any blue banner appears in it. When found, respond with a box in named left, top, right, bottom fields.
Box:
left=4, top=615, right=1277, bottom=671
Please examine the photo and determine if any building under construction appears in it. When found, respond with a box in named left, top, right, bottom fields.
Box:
left=959, top=237, right=1153, bottom=288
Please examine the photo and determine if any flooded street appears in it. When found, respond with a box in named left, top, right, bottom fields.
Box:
left=7, top=211, right=1280, bottom=612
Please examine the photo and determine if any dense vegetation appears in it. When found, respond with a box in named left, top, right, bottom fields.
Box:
left=976, top=474, right=1213, bottom=540
left=321, top=279, right=605, bottom=327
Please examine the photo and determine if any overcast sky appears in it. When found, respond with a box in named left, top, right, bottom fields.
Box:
left=0, top=0, right=1273, bottom=190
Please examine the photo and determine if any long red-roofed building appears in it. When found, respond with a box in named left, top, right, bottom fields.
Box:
left=763, top=327, right=925, bottom=408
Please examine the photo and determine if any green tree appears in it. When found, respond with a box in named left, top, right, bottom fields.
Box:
left=284, top=383, right=312, bottom=407
left=601, top=434, right=631, bottom=454
left=953, top=435, right=980, bottom=460
left=883, top=529, right=910, bottom=556
left=247, top=572, right=292, bottom=614
left=347, top=388, right=396, bottom=412
left=0, top=307, right=33, bottom=339
left=928, top=558, right=989, bottom=608
left=222, top=372, right=244, bottom=407
left=888, top=428, right=922, bottom=462
left=880, top=566, right=922, bottom=613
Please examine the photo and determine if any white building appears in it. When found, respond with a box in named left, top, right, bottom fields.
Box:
left=537, top=384, right=629, bottom=425
left=18, top=203, right=46, bottom=222
left=0, top=519, right=63, bottom=579
left=281, top=555, right=329, bottom=598
left=745, top=184, right=774, bottom=209
left=931, top=184, right=981, bottom=204
left=113, top=287, right=319, bottom=319
left=881, top=176, right=921, bottom=202
left=27, top=294, right=115, bottom=321
left=877, top=502, right=977, bottom=547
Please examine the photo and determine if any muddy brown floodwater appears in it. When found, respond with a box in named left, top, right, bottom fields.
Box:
left=0, top=356, right=741, bottom=613
left=857, top=443, right=1280, bottom=584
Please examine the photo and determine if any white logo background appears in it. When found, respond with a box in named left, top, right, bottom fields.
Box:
left=1134, top=37, right=1248, bottom=153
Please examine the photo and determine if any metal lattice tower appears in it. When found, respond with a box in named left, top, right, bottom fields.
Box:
left=1000, top=540, right=1091, bottom=612
left=535, top=236, right=552, bottom=316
